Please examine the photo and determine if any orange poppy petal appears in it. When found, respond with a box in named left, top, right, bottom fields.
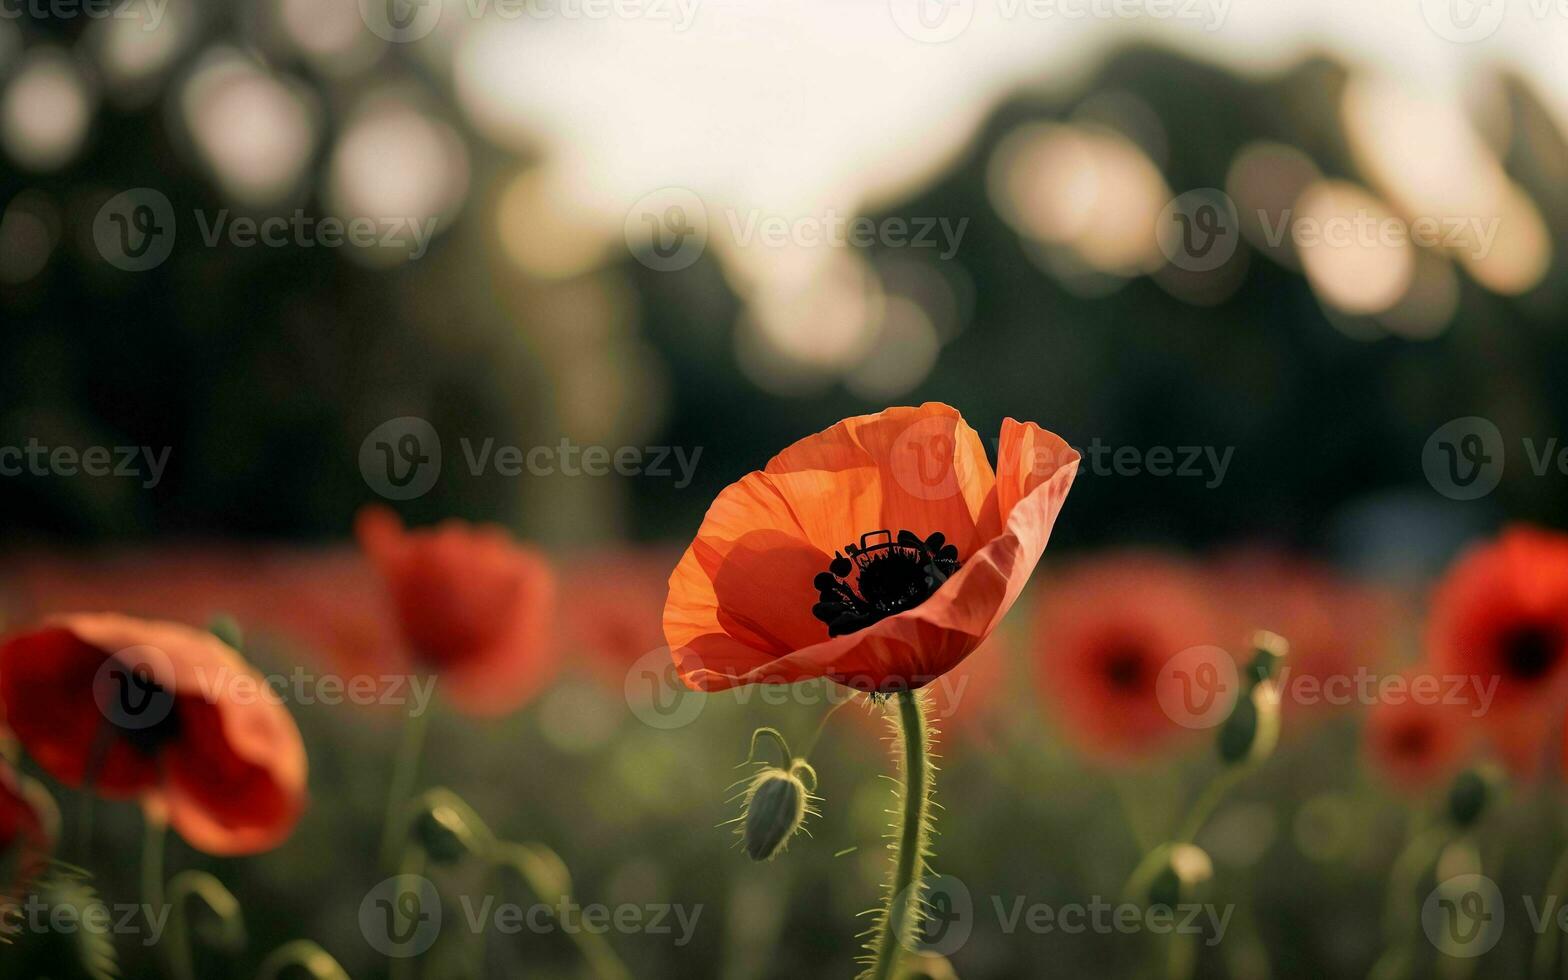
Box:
left=762, top=402, right=996, bottom=559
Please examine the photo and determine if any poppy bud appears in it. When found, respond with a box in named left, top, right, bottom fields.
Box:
left=406, top=788, right=494, bottom=865
left=1147, top=843, right=1214, bottom=908
left=1245, top=630, right=1289, bottom=687
left=742, top=762, right=816, bottom=861
left=1218, top=681, right=1281, bottom=766
left=1446, top=766, right=1502, bottom=828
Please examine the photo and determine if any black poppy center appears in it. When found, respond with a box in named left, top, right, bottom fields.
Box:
left=99, top=662, right=182, bottom=755
left=1100, top=645, right=1147, bottom=692
left=1392, top=721, right=1432, bottom=758
left=1499, top=621, right=1563, bottom=681
left=812, top=530, right=961, bottom=637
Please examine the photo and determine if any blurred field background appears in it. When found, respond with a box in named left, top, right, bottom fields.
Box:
left=3, top=0, right=1568, bottom=977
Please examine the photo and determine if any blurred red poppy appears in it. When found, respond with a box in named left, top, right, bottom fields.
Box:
left=0, top=614, right=306, bottom=855
left=1211, top=551, right=1396, bottom=720
left=1363, top=676, right=1473, bottom=794
left=1034, top=553, right=1222, bottom=763
left=557, top=547, right=678, bottom=683
left=0, top=758, right=54, bottom=899
left=663, top=403, right=1078, bottom=693
left=1428, top=527, right=1568, bottom=746
left=356, top=505, right=557, bottom=716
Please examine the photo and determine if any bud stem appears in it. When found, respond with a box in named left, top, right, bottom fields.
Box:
left=1532, top=841, right=1568, bottom=978
left=380, top=698, right=434, bottom=870
left=863, top=690, right=935, bottom=980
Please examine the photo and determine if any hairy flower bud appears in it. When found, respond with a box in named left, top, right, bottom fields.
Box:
left=742, top=763, right=815, bottom=861
left=732, top=726, right=820, bottom=861
left=1218, top=631, right=1288, bottom=766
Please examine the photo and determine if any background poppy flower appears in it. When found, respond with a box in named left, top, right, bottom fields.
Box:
left=1034, top=552, right=1223, bottom=763
left=556, top=547, right=679, bottom=685
left=1428, top=526, right=1568, bottom=728
left=0, top=758, right=55, bottom=899
left=0, top=614, right=306, bottom=855
left=356, top=505, right=557, bottom=717
left=1211, top=550, right=1396, bottom=722
left=1363, top=677, right=1474, bottom=795
left=663, top=403, right=1078, bottom=693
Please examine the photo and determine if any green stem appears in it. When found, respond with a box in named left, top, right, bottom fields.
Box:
left=141, top=815, right=176, bottom=972
left=380, top=702, right=433, bottom=870
left=1369, top=820, right=1450, bottom=980
left=864, top=691, right=934, bottom=980
left=1175, top=766, right=1244, bottom=845
left=1534, top=843, right=1568, bottom=980
left=257, top=940, right=351, bottom=980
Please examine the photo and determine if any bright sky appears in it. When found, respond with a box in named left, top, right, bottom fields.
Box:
left=451, top=0, right=1568, bottom=226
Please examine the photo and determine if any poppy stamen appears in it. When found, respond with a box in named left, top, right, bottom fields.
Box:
left=811, top=529, right=961, bottom=637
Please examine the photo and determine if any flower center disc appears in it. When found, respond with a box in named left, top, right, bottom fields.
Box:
left=811, top=529, right=961, bottom=637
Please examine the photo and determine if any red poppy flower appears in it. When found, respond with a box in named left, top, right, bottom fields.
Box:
left=0, top=614, right=306, bottom=855
left=1034, top=553, right=1222, bottom=763
left=0, top=758, right=55, bottom=898
left=1363, top=675, right=1473, bottom=794
left=663, top=403, right=1078, bottom=693
left=1428, top=526, right=1568, bottom=716
left=356, top=506, right=557, bottom=716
